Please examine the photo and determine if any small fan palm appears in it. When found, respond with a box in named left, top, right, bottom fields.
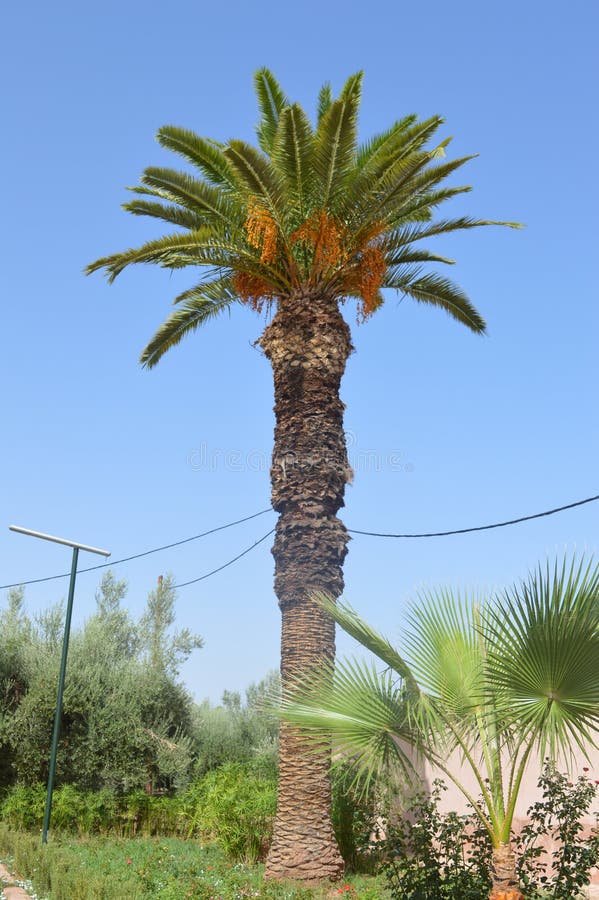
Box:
left=88, top=69, right=518, bottom=882
left=280, top=557, right=599, bottom=898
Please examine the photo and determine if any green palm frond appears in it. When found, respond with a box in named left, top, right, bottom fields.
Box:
left=140, top=276, right=238, bottom=368
left=404, top=589, right=486, bottom=718
left=396, top=186, right=473, bottom=221
left=385, top=246, right=455, bottom=266
left=308, top=595, right=449, bottom=751
left=385, top=268, right=487, bottom=333
left=122, top=198, right=207, bottom=231
left=86, top=229, right=214, bottom=280
left=86, top=229, right=282, bottom=286
left=313, top=72, right=362, bottom=210
left=357, top=116, right=445, bottom=185
left=484, top=556, right=599, bottom=759
left=156, top=127, right=236, bottom=189
left=385, top=216, right=520, bottom=252
left=270, top=103, right=315, bottom=222
left=280, top=656, right=418, bottom=789
left=316, top=81, right=333, bottom=124
left=133, top=168, right=241, bottom=228
left=312, top=594, right=418, bottom=693
left=344, top=117, right=446, bottom=223
left=224, top=140, right=285, bottom=213
left=254, top=68, right=290, bottom=154
left=371, top=152, right=478, bottom=227
left=347, top=149, right=438, bottom=233
left=356, top=115, right=419, bottom=168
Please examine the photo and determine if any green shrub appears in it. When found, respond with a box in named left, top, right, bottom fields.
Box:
left=515, top=763, right=599, bottom=899
left=51, top=784, right=87, bottom=832
left=78, top=787, right=118, bottom=834
left=0, top=783, right=46, bottom=831
left=185, top=758, right=277, bottom=863
left=331, top=765, right=389, bottom=873
left=383, top=779, right=492, bottom=900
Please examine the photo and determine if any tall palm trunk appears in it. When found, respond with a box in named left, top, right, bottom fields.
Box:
left=490, top=842, right=523, bottom=899
left=259, top=290, right=352, bottom=882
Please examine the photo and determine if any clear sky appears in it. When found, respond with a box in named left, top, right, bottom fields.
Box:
left=2, top=0, right=597, bottom=703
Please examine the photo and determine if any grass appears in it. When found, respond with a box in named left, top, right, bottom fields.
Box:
left=0, top=827, right=389, bottom=900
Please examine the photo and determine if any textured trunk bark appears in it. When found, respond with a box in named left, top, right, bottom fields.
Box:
left=489, top=842, right=523, bottom=900
left=259, top=290, right=352, bottom=882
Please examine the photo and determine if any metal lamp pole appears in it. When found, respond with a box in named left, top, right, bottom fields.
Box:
left=8, top=526, right=110, bottom=843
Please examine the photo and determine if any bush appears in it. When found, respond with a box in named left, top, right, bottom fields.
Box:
left=332, top=764, right=390, bottom=873
left=0, top=783, right=46, bottom=831
left=185, top=758, right=277, bottom=863
left=383, top=779, right=492, bottom=900
left=51, top=783, right=87, bottom=832
left=78, top=787, right=118, bottom=834
left=515, top=763, right=599, bottom=899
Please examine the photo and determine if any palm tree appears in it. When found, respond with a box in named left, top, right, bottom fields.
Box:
left=87, top=69, right=518, bottom=882
left=279, top=557, right=599, bottom=897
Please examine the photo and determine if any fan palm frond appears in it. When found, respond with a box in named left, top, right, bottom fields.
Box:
left=280, top=655, right=418, bottom=790
left=485, top=556, right=599, bottom=759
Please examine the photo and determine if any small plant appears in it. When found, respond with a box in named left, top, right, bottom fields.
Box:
left=383, top=779, right=492, bottom=900
left=0, top=784, right=46, bottom=831
left=331, top=764, right=390, bottom=873
left=185, top=758, right=277, bottom=863
left=515, top=763, right=599, bottom=899
left=51, top=784, right=86, bottom=832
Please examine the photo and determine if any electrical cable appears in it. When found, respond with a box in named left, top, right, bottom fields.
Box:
left=0, top=508, right=273, bottom=590
left=347, top=493, right=599, bottom=539
left=2, top=493, right=597, bottom=591
left=173, top=528, right=275, bottom=588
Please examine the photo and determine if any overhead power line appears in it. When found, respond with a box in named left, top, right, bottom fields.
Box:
left=0, top=508, right=273, bottom=590
left=2, top=493, right=597, bottom=592
left=348, top=493, right=599, bottom=539
left=173, top=528, right=275, bottom=588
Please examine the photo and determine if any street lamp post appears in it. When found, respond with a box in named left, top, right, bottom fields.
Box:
left=8, top=526, right=110, bottom=843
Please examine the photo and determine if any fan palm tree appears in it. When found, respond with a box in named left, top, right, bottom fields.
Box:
left=87, top=69, right=518, bottom=881
left=279, top=557, right=599, bottom=898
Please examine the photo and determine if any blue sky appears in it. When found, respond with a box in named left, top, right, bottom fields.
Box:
left=2, top=0, right=597, bottom=702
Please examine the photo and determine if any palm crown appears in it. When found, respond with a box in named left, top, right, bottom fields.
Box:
left=87, top=69, right=518, bottom=366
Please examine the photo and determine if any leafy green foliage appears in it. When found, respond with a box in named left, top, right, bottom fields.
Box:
left=192, top=670, right=280, bottom=775
left=331, top=765, right=391, bottom=874
left=515, top=764, right=599, bottom=899
left=88, top=68, right=520, bottom=366
left=279, top=556, right=599, bottom=851
left=0, top=572, right=202, bottom=793
left=383, top=780, right=492, bottom=899
left=185, top=758, right=277, bottom=864
left=0, top=784, right=46, bottom=831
